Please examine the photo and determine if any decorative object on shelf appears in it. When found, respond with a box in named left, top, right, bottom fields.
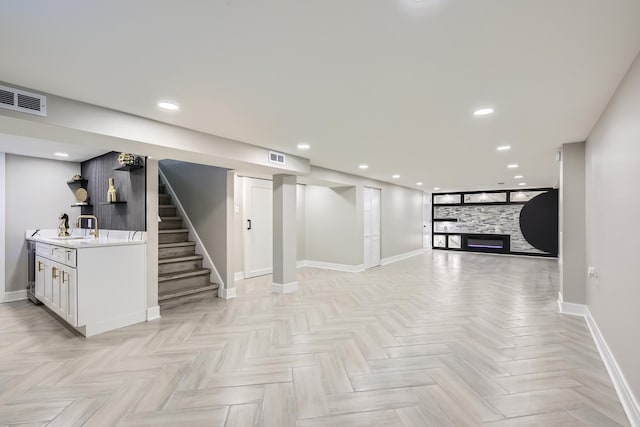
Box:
left=57, top=213, right=70, bottom=237
left=107, top=177, right=118, bottom=203
left=118, top=152, right=143, bottom=167
left=71, top=174, right=83, bottom=181
left=75, top=188, right=88, bottom=205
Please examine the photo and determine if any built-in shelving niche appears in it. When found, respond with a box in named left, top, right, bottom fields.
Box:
left=431, top=188, right=558, bottom=257
left=79, top=152, right=146, bottom=231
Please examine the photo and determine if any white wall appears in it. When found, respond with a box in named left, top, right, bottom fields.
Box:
left=305, top=185, right=361, bottom=266
left=296, top=184, right=306, bottom=261
left=301, top=166, right=424, bottom=267
left=4, top=154, right=79, bottom=293
left=0, top=154, right=5, bottom=300
left=560, top=142, right=586, bottom=304
left=585, top=51, right=640, bottom=401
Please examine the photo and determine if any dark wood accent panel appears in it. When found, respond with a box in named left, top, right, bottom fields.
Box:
left=80, top=152, right=146, bottom=231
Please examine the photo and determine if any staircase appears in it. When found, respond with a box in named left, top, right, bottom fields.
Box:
left=158, top=181, right=219, bottom=309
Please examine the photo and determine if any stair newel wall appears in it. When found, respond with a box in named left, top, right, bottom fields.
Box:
left=146, top=159, right=159, bottom=316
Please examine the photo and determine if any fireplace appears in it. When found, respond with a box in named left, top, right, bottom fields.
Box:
left=462, top=234, right=510, bottom=253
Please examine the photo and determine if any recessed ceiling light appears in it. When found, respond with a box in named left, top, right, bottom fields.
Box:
left=518, top=182, right=527, bottom=186
left=497, top=145, right=511, bottom=151
left=158, top=101, right=179, bottom=111
left=297, top=143, right=311, bottom=150
left=514, top=175, right=523, bottom=179
left=54, top=152, right=69, bottom=157
left=392, top=174, right=400, bottom=179
left=474, top=107, right=494, bottom=116
left=433, top=187, right=440, bottom=191
left=507, top=164, right=519, bottom=169
left=359, top=164, right=368, bottom=170
left=416, top=182, right=423, bottom=186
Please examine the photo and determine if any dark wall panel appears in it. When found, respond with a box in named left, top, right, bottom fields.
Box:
left=519, top=190, right=559, bottom=256
left=80, top=152, right=146, bottom=231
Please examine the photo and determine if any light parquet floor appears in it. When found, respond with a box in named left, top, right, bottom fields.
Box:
left=0, top=251, right=630, bottom=426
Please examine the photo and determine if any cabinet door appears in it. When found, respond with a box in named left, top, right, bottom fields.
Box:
left=50, top=262, right=61, bottom=313
left=35, top=256, right=46, bottom=299
left=59, top=265, right=69, bottom=319
left=42, top=258, right=53, bottom=305
left=64, top=268, right=77, bottom=327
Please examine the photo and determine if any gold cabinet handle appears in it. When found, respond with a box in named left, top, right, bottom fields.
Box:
left=61, top=271, right=67, bottom=284
left=38, top=261, right=43, bottom=272
left=52, top=266, right=58, bottom=280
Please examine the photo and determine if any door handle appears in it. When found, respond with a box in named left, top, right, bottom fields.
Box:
left=247, top=219, right=252, bottom=230
left=52, top=266, right=58, bottom=280
left=62, top=271, right=67, bottom=284
left=38, top=261, right=43, bottom=272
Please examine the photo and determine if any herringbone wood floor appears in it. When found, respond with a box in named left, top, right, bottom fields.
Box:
left=0, top=251, right=630, bottom=426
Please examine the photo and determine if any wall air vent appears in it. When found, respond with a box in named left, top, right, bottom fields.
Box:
left=268, top=151, right=286, bottom=165
left=0, top=84, right=47, bottom=116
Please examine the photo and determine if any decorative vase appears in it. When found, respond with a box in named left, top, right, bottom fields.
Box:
left=107, top=177, right=118, bottom=202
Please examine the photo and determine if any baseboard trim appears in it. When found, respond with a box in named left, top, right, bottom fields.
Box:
left=1, top=290, right=27, bottom=303
left=381, top=248, right=426, bottom=266
left=558, top=294, right=640, bottom=427
left=81, top=311, right=147, bottom=337
left=219, top=287, right=237, bottom=299
left=272, top=281, right=299, bottom=294
left=298, top=260, right=365, bottom=273
left=146, top=306, right=161, bottom=322
left=234, top=272, right=245, bottom=282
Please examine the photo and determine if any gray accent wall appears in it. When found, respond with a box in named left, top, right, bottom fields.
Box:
left=585, top=51, right=640, bottom=400
left=4, top=154, right=79, bottom=293
left=159, top=160, right=232, bottom=289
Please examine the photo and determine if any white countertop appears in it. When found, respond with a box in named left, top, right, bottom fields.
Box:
left=26, top=229, right=146, bottom=249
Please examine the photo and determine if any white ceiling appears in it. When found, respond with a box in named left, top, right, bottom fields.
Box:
left=0, top=133, right=107, bottom=163
left=1, top=0, right=639, bottom=191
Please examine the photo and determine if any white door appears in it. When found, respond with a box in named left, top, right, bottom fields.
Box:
left=243, top=177, right=273, bottom=278
left=364, top=187, right=381, bottom=269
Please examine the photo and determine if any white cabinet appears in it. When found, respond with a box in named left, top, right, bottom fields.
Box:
left=34, top=244, right=78, bottom=328
left=33, top=240, right=145, bottom=337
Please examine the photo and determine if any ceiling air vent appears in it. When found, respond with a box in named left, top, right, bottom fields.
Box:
left=0, top=84, right=47, bottom=116
left=268, top=151, right=286, bottom=165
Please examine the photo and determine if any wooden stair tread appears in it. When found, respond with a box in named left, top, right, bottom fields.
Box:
left=158, top=229, right=189, bottom=234
left=159, top=242, right=195, bottom=248
left=159, top=216, right=182, bottom=221
left=158, top=268, right=210, bottom=282
left=158, top=254, right=203, bottom=264
left=159, top=204, right=176, bottom=208
left=158, top=283, right=219, bottom=301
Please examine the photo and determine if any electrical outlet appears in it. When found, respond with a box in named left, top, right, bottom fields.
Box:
left=588, top=266, right=600, bottom=287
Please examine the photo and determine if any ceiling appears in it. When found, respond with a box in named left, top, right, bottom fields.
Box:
left=0, top=133, right=107, bottom=163
left=1, top=0, right=639, bottom=191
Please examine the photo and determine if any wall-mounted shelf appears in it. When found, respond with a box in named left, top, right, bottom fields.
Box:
left=67, top=179, right=88, bottom=186
left=114, top=164, right=143, bottom=172
left=71, top=203, right=92, bottom=207
left=100, top=201, right=127, bottom=205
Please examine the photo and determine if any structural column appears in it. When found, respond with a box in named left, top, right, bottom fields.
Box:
left=559, top=142, right=586, bottom=304
left=272, top=174, right=298, bottom=293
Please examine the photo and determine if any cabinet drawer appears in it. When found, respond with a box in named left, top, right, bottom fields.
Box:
left=35, top=242, right=51, bottom=257
left=50, top=246, right=77, bottom=267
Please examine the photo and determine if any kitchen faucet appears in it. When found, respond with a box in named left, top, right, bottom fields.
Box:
left=76, top=215, right=99, bottom=238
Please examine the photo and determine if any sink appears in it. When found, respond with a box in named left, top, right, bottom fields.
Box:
left=50, top=236, right=86, bottom=240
